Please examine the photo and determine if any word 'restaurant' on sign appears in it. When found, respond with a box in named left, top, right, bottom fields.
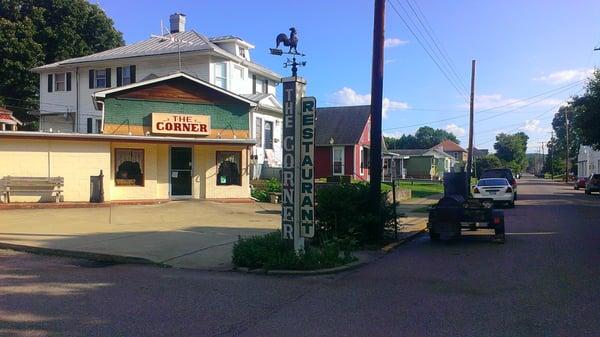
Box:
left=300, top=97, right=316, bottom=238
left=281, top=80, right=297, bottom=242
left=151, top=113, right=210, bottom=136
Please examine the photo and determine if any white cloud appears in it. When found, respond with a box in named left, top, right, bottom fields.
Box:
left=467, top=94, right=561, bottom=110
left=330, top=87, right=409, bottom=119
left=445, top=123, right=465, bottom=137
left=534, top=68, right=593, bottom=84
left=520, top=119, right=551, bottom=133
left=384, top=38, right=408, bottom=48
left=385, top=59, right=397, bottom=64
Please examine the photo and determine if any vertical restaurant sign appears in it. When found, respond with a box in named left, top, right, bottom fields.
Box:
left=300, top=97, right=316, bottom=238
left=281, top=81, right=296, bottom=240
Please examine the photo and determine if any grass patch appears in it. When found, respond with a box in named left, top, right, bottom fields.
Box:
left=232, top=231, right=356, bottom=271
left=397, top=181, right=443, bottom=199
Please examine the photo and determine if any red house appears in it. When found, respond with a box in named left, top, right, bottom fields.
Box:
left=315, top=105, right=371, bottom=181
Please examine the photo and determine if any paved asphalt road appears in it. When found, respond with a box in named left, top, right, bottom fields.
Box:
left=1, top=177, right=599, bottom=337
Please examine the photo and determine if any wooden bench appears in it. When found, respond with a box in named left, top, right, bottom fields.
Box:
left=0, top=176, right=64, bottom=203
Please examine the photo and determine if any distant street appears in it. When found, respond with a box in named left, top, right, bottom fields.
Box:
left=1, top=176, right=599, bottom=337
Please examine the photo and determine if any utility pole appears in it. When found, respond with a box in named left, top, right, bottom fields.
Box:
left=549, top=131, right=554, bottom=180
left=565, top=112, right=569, bottom=183
left=369, top=0, right=385, bottom=240
left=465, top=60, right=476, bottom=195
left=540, top=141, right=545, bottom=175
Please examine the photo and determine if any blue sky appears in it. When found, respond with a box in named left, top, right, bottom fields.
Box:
left=95, top=0, right=600, bottom=152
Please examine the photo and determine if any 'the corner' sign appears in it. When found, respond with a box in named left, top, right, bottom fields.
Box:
left=300, top=97, right=315, bottom=238
left=151, top=113, right=210, bottom=136
left=281, top=77, right=313, bottom=250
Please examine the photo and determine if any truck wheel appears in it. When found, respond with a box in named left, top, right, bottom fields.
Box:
left=429, top=231, right=441, bottom=241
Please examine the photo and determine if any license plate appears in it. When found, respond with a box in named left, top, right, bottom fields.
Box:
left=489, top=191, right=497, bottom=195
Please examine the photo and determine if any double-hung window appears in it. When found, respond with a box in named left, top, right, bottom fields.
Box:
left=214, top=62, right=227, bottom=89
left=333, top=146, right=345, bottom=175
left=122, top=66, right=131, bottom=85
left=360, top=147, right=369, bottom=175
left=116, top=65, right=136, bottom=86
left=89, top=68, right=111, bottom=89
left=54, top=73, right=66, bottom=91
left=95, top=69, right=107, bottom=88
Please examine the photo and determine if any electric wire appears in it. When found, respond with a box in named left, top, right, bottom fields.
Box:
left=388, top=0, right=470, bottom=102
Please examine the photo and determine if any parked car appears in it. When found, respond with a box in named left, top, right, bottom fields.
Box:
left=585, top=174, right=600, bottom=195
left=574, top=177, right=588, bottom=190
left=481, top=168, right=518, bottom=200
left=473, top=178, right=515, bottom=208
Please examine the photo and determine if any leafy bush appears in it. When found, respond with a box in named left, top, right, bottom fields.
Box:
left=251, top=188, right=269, bottom=202
left=316, top=182, right=394, bottom=244
left=251, top=178, right=282, bottom=202
left=232, top=231, right=355, bottom=270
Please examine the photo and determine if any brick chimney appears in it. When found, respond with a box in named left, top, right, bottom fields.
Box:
left=169, top=13, right=186, bottom=33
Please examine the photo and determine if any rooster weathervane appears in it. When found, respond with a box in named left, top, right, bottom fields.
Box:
left=270, top=27, right=306, bottom=77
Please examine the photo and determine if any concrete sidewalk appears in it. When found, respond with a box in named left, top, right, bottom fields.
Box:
left=393, top=193, right=441, bottom=240
left=0, top=201, right=280, bottom=270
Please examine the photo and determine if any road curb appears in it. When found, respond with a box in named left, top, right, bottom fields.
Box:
left=233, top=229, right=427, bottom=276
left=0, top=242, right=167, bottom=267
left=234, top=257, right=368, bottom=276
left=381, top=228, right=427, bottom=253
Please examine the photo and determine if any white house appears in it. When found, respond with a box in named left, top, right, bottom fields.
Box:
left=577, top=145, right=600, bottom=178
left=31, top=13, right=282, bottom=178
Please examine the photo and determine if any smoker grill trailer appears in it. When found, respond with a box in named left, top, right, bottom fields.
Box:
left=427, top=172, right=506, bottom=243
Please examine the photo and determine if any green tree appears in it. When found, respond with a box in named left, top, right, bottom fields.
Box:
left=0, top=0, right=124, bottom=123
left=385, top=126, right=459, bottom=149
left=573, top=69, right=600, bottom=149
left=494, top=132, right=529, bottom=172
left=474, top=154, right=502, bottom=178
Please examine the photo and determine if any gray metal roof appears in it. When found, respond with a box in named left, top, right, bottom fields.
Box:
left=389, top=149, right=430, bottom=156
left=35, top=31, right=212, bottom=68
left=315, top=105, right=370, bottom=146
left=31, top=30, right=282, bottom=80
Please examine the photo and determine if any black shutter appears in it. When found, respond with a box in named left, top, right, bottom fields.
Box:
left=105, top=68, right=111, bottom=87
left=116, top=67, right=122, bottom=87
left=87, top=118, right=93, bottom=133
left=252, top=75, right=256, bottom=94
left=89, top=70, right=94, bottom=89
left=48, top=74, right=53, bottom=92
left=66, top=72, right=71, bottom=91
left=130, top=65, right=136, bottom=83
left=263, top=79, right=268, bottom=93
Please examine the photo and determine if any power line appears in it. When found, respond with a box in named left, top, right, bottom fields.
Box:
left=382, top=79, right=584, bottom=131
left=388, top=0, right=470, bottom=102
left=475, top=90, right=583, bottom=147
left=403, top=0, right=470, bottom=94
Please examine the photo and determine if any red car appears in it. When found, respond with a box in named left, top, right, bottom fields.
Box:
left=574, top=177, right=588, bottom=190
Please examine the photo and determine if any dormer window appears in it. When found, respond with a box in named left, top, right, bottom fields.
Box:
left=238, top=46, right=246, bottom=59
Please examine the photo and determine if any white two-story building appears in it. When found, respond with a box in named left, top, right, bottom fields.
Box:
left=31, top=13, right=282, bottom=178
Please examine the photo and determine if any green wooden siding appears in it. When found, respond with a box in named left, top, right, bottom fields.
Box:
left=405, top=156, right=432, bottom=177
left=103, top=98, right=249, bottom=130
